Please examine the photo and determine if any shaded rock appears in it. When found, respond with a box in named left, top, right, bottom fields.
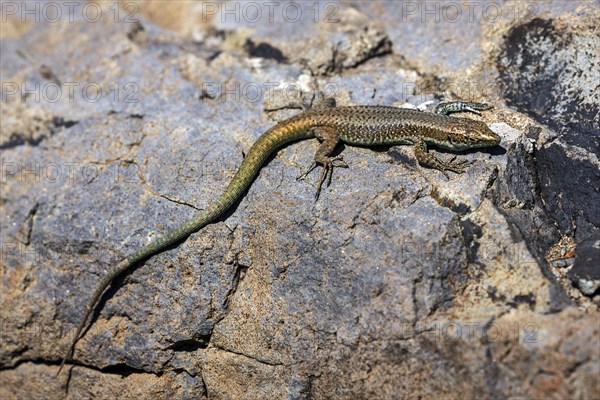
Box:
left=569, top=238, right=600, bottom=296
left=497, top=12, right=600, bottom=244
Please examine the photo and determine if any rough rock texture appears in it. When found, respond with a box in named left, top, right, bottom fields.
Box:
left=497, top=13, right=600, bottom=244
left=1, top=1, right=598, bottom=399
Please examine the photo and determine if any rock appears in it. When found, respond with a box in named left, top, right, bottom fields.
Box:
left=497, top=12, right=600, bottom=245
left=1, top=1, right=598, bottom=399
left=569, top=238, right=600, bottom=296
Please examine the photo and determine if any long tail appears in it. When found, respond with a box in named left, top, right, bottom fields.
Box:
left=58, top=119, right=313, bottom=374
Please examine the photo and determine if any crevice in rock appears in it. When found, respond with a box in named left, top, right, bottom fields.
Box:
left=244, top=39, right=288, bottom=63
left=212, top=345, right=285, bottom=367
left=17, top=202, right=39, bottom=246
left=0, top=358, right=160, bottom=378
left=101, top=362, right=161, bottom=377
left=411, top=270, right=423, bottom=327
left=169, top=338, right=209, bottom=352
left=128, top=159, right=203, bottom=211
left=221, top=257, right=249, bottom=313
left=429, top=184, right=471, bottom=216
left=0, top=117, right=79, bottom=149
left=171, top=367, right=198, bottom=378
left=506, top=293, right=536, bottom=309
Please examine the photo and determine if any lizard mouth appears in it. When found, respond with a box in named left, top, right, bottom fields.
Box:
left=482, top=130, right=502, bottom=147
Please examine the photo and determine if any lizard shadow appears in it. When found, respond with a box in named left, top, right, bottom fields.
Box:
left=82, top=268, right=140, bottom=342
left=346, top=142, right=506, bottom=163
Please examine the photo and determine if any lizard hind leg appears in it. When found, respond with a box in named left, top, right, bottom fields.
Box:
left=297, top=126, right=347, bottom=200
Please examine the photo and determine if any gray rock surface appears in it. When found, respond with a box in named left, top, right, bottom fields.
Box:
left=1, top=1, right=598, bottom=399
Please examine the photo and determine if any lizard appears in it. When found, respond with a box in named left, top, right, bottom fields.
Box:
left=58, top=99, right=501, bottom=374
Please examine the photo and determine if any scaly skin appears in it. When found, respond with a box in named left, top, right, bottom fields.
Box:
left=58, top=100, right=500, bottom=374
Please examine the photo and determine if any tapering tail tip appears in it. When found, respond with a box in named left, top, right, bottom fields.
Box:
left=54, top=257, right=133, bottom=379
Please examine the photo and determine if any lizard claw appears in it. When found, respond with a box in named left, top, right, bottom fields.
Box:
left=297, top=162, right=317, bottom=181
left=315, top=161, right=332, bottom=201
left=331, top=155, right=348, bottom=168
left=299, top=156, right=349, bottom=201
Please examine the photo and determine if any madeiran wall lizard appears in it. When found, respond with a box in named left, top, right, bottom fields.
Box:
left=58, top=99, right=501, bottom=373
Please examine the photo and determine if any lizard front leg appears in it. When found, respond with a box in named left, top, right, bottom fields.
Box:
left=413, top=139, right=468, bottom=178
left=297, top=126, right=347, bottom=200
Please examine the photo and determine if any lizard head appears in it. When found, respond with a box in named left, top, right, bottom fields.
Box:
left=439, top=119, right=501, bottom=151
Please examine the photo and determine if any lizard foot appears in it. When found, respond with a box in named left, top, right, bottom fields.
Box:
left=314, top=156, right=348, bottom=200
left=297, top=156, right=348, bottom=200
left=435, top=155, right=469, bottom=178
left=297, top=162, right=318, bottom=181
